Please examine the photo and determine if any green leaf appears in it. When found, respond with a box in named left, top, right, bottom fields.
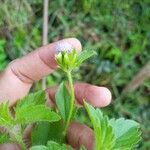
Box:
left=32, top=122, right=52, bottom=146
left=15, top=91, right=60, bottom=125
left=0, top=102, right=14, bottom=127
left=30, top=141, right=71, bottom=150
left=30, top=145, right=48, bottom=150
left=0, top=40, right=8, bottom=70
left=55, top=82, right=71, bottom=123
left=47, top=141, right=69, bottom=150
left=84, top=101, right=115, bottom=150
left=32, top=121, right=64, bottom=146
left=110, top=118, right=141, bottom=149
left=15, top=105, right=60, bottom=124
left=77, top=50, right=96, bottom=66
left=84, top=102, right=141, bottom=150
left=16, top=91, right=46, bottom=110
left=0, top=133, right=9, bottom=144
left=47, top=121, right=64, bottom=143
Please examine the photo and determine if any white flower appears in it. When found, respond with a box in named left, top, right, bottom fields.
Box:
left=56, top=41, right=73, bottom=54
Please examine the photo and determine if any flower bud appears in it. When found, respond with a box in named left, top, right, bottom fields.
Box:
left=55, top=49, right=78, bottom=72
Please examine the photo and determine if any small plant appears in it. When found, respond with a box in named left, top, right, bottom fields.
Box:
left=0, top=49, right=141, bottom=150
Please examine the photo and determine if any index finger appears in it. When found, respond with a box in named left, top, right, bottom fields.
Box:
left=0, top=38, right=81, bottom=105
left=8, top=38, right=82, bottom=83
left=0, top=144, right=20, bottom=150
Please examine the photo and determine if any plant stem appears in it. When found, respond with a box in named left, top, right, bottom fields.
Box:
left=9, top=127, right=27, bottom=150
left=42, top=0, right=49, bottom=90
left=16, top=136, right=27, bottom=150
left=64, top=70, right=75, bottom=135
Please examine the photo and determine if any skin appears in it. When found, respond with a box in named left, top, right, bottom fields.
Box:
left=0, top=38, right=112, bottom=150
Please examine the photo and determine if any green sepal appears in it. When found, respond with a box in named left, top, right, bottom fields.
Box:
left=77, top=49, right=97, bottom=66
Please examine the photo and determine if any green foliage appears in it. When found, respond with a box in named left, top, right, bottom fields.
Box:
left=110, top=118, right=141, bottom=149
left=15, top=105, right=60, bottom=124
left=0, top=133, right=9, bottom=144
left=84, top=102, right=141, bottom=150
left=16, top=91, right=46, bottom=109
left=0, top=47, right=142, bottom=150
left=0, top=102, right=14, bottom=127
left=32, top=122, right=52, bottom=146
left=47, top=141, right=68, bottom=150
left=15, top=91, right=60, bottom=124
left=56, top=48, right=96, bottom=72
left=84, top=102, right=115, bottom=150
left=55, top=82, right=71, bottom=123
left=0, top=0, right=32, bottom=28
left=32, top=121, right=64, bottom=145
left=0, top=91, right=60, bottom=150
left=30, top=141, right=68, bottom=150
left=55, top=49, right=97, bottom=137
left=77, top=49, right=97, bottom=66
left=56, top=49, right=78, bottom=72
left=0, top=0, right=148, bottom=148
left=31, top=49, right=98, bottom=149
left=30, top=145, right=48, bottom=150
left=0, top=40, right=8, bottom=70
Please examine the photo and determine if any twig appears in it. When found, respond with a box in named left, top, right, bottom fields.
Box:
left=122, top=61, right=150, bottom=93
left=42, top=0, right=49, bottom=90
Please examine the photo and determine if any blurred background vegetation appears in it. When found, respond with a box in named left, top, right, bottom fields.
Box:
left=0, top=0, right=149, bottom=149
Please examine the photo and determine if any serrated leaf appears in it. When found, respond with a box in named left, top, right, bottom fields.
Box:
left=30, top=141, right=71, bottom=150
left=84, top=101, right=115, bottom=150
left=32, top=122, right=52, bottom=146
left=110, top=118, right=141, bottom=149
left=55, top=82, right=71, bottom=123
left=77, top=50, right=96, bottom=66
left=30, top=145, right=48, bottom=150
left=0, top=102, right=14, bottom=127
left=47, top=121, right=64, bottom=143
left=32, top=121, right=64, bottom=146
left=16, top=91, right=46, bottom=110
left=15, top=105, right=60, bottom=124
left=47, top=141, right=69, bottom=150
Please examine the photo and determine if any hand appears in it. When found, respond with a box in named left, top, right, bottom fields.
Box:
left=0, top=38, right=111, bottom=150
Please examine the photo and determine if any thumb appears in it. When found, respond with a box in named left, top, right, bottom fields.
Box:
left=0, top=144, right=20, bottom=150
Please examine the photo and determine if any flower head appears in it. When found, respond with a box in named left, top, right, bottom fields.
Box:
left=55, top=45, right=78, bottom=72
left=56, top=41, right=73, bottom=54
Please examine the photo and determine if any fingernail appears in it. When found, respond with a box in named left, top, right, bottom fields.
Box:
left=56, top=41, right=73, bottom=54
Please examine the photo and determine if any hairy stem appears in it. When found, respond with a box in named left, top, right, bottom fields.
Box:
left=64, top=70, right=75, bottom=135
left=15, top=135, right=27, bottom=150
left=9, top=126, right=27, bottom=150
